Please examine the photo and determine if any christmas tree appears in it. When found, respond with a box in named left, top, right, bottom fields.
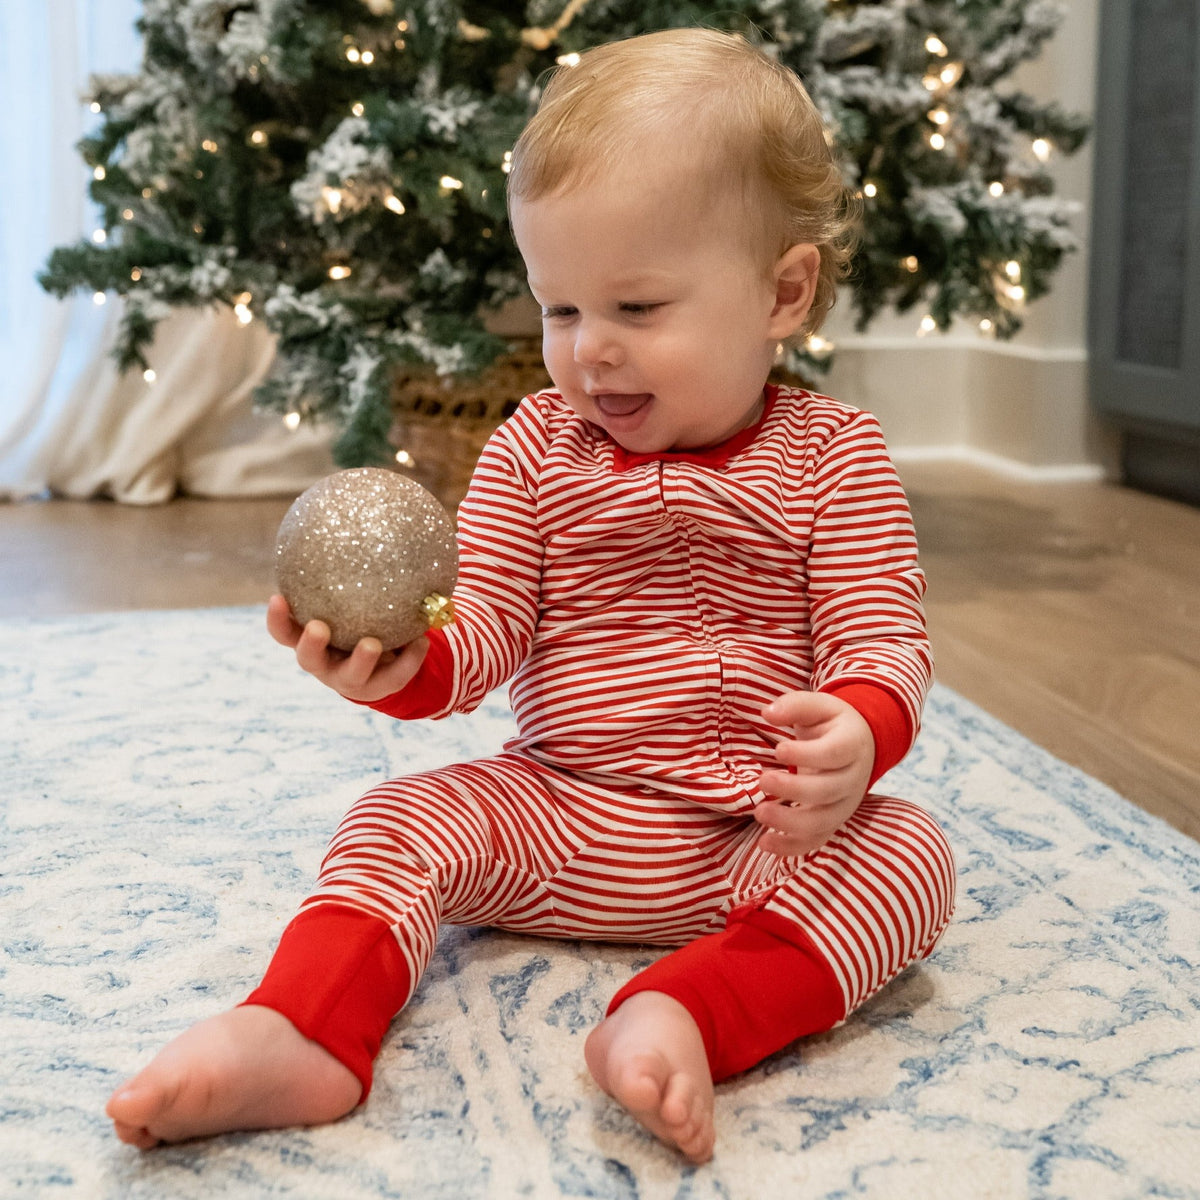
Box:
left=40, top=0, right=1087, bottom=468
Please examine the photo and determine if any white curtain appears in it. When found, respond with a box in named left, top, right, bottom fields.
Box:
left=0, top=0, right=333, bottom=504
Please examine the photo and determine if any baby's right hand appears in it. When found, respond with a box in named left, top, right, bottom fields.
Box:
left=266, top=594, right=429, bottom=703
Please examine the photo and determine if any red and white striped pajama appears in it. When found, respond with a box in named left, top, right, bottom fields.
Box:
left=246, top=384, right=956, bottom=1095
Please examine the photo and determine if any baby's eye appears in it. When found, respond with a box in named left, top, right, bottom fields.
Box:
left=540, top=306, right=576, bottom=320
left=620, top=302, right=663, bottom=317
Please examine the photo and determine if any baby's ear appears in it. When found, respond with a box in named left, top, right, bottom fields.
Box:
left=769, top=244, right=821, bottom=339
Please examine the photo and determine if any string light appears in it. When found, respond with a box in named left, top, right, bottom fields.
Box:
left=328, top=264, right=352, bottom=280
left=1005, top=260, right=1022, bottom=281
left=250, top=129, right=268, bottom=146
left=141, top=187, right=154, bottom=199
left=92, top=291, right=106, bottom=305
left=122, top=208, right=134, bottom=220
left=978, top=318, right=994, bottom=334
left=988, top=181, right=1005, bottom=197
left=234, top=291, right=254, bottom=324
left=501, top=150, right=513, bottom=175
left=929, top=132, right=947, bottom=151
left=902, top=255, right=920, bottom=273
left=89, top=101, right=101, bottom=113
left=925, top=35, right=949, bottom=56
left=284, top=411, right=302, bottom=431
left=863, top=181, right=878, bottom=198
left=322, top=186, right=343, bottom=213
left=91, top=229, right=107, bottom=244
left=346, top=47, right=361, bottom=63
left=557, top=52, right=581, bottom=67
left=395, top=449, right=415, bottom=467
left=130, top=267, right=142, bottom=281
left=940, top=63, right=963, bottom=87
left=918, top=314, right=937, bottom=335
left=805, top=334, right=834, bottom=359
left=93, top=166, right=106, bottom=180
left=352, top=102, right=365, bottom=116
left=1031, top=137, right=1052, bottom=162
left=928, top=108, right=949, bottom=126
left=439, top=175, right=464, bottom=191
left=201, top=139, right=219, bottom=153
left=385, top=193, right=406, bottom=214
left=143, top=368, right=157, bottom=383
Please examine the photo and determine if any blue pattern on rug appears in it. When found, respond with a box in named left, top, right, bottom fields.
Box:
left=1, top=606, right=1198, bottom=1199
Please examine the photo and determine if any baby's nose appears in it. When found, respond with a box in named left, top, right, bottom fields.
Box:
left=573, top=320, right=623, bottom=368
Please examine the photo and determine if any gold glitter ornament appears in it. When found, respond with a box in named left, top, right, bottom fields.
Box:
left=275, top=468, right=458, bottom=652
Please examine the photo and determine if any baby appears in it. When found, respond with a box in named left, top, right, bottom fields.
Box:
left=107, top=28, right=955, bottom=1163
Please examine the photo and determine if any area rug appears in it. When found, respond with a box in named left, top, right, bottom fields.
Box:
left=2, top=606, right=1198, bottom=1200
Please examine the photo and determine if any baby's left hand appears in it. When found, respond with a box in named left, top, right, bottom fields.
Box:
left=755, top=691, right=874, bottom=858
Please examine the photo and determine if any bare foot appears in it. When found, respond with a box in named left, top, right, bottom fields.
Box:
left=584, top=991, right=715, bottom=1163
left=105, top=1005, right=362, bottom=1148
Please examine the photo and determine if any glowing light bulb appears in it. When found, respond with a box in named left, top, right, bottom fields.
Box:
left=930, top=132, right=946, bottom=151
left=322, top=186, right=343, bottom=213
left=979, top=318, right=994, bottom=333
left=988, top=181, right=1005, bottom=197
left=439, top=175, right=464, bottom=191
left=284, top=411, right=302, bottom=430
left=250, top=129, right=267, bottom=146
left=928, top=108, right=949, bottom=126
left=352, top=102, right=365, bottom=116
left=395, top=449, right=415, bottom=467
left=863, top=182, right=878, bottom=198
left=1031, top=137, right=1052, bottom=162
left=557, top=52, right=581, bottom=67
left=130, top=267, right=142, bottom=281
left=1005, top=260, right=1022, bottom=281
left=91, top=229, right=107, bottom=244
left=501, top=150, right=513, bottom=175
left=346, top=47, right=361, bottom=63
left=385, top=194, right=406, bottom=214
left=1008, top=284, right=1026, bottom=303
left=143, top=368, right=157, bottom=383
left=202, top=139, right=219, bottom=153
left=361, top=50, right=375, bottom=64
left=918, top=315, right=937, bottom=335
left=940, top=63, right=963, bottom=87
left=89, top=101, right=101, bottom=113
left=328, top=265, right=352, bottom=280
left=925, top=35, right=948, bottom=56
left=903, top=255, right=920, bottom=273
left=92, top=291, right=107, bottom=305
left=93, top=166, right=106, bottom=180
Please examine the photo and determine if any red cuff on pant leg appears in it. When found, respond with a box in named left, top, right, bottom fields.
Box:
left=241, top=905, right=412, bottom=1103
left=607, top=912, right=846, bottom=1083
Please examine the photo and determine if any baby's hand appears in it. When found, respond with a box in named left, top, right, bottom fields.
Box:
left=755, top=690, right=874, bottom=858
left=266, top=594, right=428, bottom=703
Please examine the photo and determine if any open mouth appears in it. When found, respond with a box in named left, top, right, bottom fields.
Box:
left=593, top=393, right=653, bottom=418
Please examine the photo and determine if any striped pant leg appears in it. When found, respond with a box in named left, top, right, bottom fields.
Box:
left=761, top=792, right=957, bottom=1015
left=296, top=754, right=580, bottom=1005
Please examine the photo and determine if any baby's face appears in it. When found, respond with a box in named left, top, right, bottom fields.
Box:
left=511, top=175, right=794, bottom=455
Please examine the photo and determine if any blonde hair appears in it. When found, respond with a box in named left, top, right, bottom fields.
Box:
left=507, top=28, right=860, bottom=333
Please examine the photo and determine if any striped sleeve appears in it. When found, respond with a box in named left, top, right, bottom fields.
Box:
left=804, top=410, right=932, bottom=738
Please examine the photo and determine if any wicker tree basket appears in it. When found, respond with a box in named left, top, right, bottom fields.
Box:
left=389, top=336, right=550, bottom=512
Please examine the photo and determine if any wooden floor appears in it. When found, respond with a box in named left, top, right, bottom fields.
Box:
left=2, top=462, right=1198, bottom=844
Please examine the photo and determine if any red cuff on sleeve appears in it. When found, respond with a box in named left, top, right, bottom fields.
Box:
left=357, top=627, right=455, bottom=720
left=821, top=682, right=914, bottom=787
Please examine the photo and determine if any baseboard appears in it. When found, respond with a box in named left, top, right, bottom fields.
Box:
left=890, top=443, right=1108, bottom=483
left=821, top=337, right=1117, bottom=477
